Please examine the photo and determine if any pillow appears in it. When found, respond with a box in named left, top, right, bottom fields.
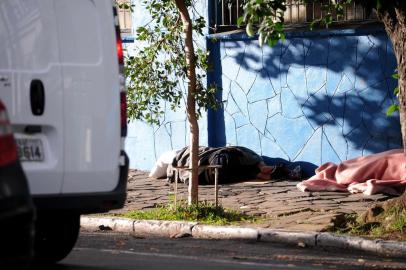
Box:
left=149, top=150, right=178, bottom=178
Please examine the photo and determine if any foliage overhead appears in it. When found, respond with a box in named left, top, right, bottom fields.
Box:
left=238, top=0, right=381, bottom=47
left=124, top=0, right=219, bottom=125
left=387, top=72, right=400, bottom=116
left=116, top=1, right=134, bottom=11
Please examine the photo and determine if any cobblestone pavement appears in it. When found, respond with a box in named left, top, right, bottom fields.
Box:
left=111, top=169, right=391, bottom=232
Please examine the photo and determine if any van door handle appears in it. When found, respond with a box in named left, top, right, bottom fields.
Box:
left=30, top=79, right=45, bottom=116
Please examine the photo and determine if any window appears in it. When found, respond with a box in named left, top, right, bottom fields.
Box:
left=210, top=0, right=376, bottom=33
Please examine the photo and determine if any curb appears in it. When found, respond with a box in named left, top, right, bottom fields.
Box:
left=80, top=216, right=406, bottom=258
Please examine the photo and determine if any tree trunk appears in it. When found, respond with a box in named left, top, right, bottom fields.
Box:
left=377, top=3, right=406, bottom=155
left=174, top=0, right=200, bottom=205
left=376, top=3, right=406, bottom=202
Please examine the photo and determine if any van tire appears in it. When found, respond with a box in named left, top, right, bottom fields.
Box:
left=34, top=212, right=80, bottom=264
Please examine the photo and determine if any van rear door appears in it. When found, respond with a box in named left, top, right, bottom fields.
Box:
left=0, top=0, right=64, bottom=195
left=55, top=0, right=121, bottom=193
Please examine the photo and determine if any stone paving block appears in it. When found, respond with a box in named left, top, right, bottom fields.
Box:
left=340, top=203, right=372, bottom=209
left=333, top=198, right=363, bottom=203
left=278, top=192, right=310, bottom=199
left=242, top=200, right=267, bottom=206
left=271, top=207, right=313, bottom=217
left=136, top=197, right=161, bottom=203
left=260, top=189, right=291, bottom=195
left=219, top=190, right=237, bottom=196
left=286, top=189, right=310, bottom=195
left=309, top=191, right=346, bottom=196
left=289, top=197, right=316, bottom=203
left=335, top=197, right=378, bottom=203
left=337, top=208, right=366, bottom=214
left=348, top=193, right=371, bottom=199
left=267, top=197, right=290, bottom=203
left=256, top=201, right=288, bottom=209
left=242, top=181, right=272, bottom=185
left=245, top=210, right=267, bottom=216
left=302, top=213, right=340, bottom=224
left=239, top=196, right=267, bottom=201
left=309, top=206, right=340, bottom=212
left=269, top=182, right=299, bottom=187
left=284, top=223, right=328, bottom=232
left=309, top=199, right=340, bottom=205
left=335, top=209, right=357, bottom=214
left=314, top=195, right=349, bottom=200
left=367, top=194, right=390, bottom=201
left=286, top=202, right=314, bottom=209
left=235, top=191, right=262, bottom=196
left=272, top=211, right=315, bottom=224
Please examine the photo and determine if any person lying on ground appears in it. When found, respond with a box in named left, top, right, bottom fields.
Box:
left=149, top=146, right=302, bottom=184
left=297, top=148, right=406, bottom=196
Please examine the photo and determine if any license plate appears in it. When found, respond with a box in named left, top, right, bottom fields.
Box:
left=16, top=138, right=44, bottom=162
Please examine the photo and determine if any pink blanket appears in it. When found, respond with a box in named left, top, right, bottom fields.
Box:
left=297, top=149, right=406, bottom=195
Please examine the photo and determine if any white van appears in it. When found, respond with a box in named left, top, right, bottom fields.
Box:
left=0, top=0, right=129, bottom=263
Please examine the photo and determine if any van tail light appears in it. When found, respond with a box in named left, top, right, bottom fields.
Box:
left=120, top=91, right=127, bottom=136
left=113, top=5, right=127, bottom=137
left=0, top=101, right=18, bottom=166
left=116, top=36, right=124, bottom=66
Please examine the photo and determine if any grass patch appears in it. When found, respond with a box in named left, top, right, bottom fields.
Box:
left=387, top=207, right=406, bottom=232
left=119, top=200, right=260, bottom=226
left=333, top=214, right=379, bottom=236
left=332, top=207, right=406, bottom=241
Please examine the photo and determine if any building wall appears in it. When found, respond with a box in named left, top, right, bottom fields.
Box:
left=207, top=27, right=402, bottom=175
left=124, top=1, right=402, bottom=174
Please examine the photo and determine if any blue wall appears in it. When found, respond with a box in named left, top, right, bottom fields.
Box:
left=125, top=0, right=401, bottom=174
left=125, top=107, right=209, bottom=170
left=207, top=27, right=402, bottom=175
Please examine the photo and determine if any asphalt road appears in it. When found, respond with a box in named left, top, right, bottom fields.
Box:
left=33, top=231, right=406, bottom=270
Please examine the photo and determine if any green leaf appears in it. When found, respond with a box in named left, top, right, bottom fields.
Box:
left=267, top=38, right=278, bottom=47
left=392, top=73, right=399, bottom=80
left=376, top=0, right=382, bottom=10
left=246, top=23, right=255, bottom=37
left=237, top=16, right=244, bottom=28
left=325, top=15, right=333, bottom=25
left=394, top=86, right=399, bottom=96
left=386, top=104, right=399, bottom=116
left=274, top=22, right=283, bottom=32
left=258, top=32, right=264, bottom=47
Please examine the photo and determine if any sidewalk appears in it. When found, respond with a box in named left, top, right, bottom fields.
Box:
left=82, top=169, right=406, bottom=258
left=110, top=169, right=390, bottom=232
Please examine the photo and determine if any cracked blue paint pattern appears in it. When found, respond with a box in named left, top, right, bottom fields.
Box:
left=214, top=29, right=402, bottom=175
left=125, top=10, right=401, bottom=174
left=125, top=108, right=208, bottom=170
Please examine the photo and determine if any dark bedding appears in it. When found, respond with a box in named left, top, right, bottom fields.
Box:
left=167, top=146, right=263, bottom=184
